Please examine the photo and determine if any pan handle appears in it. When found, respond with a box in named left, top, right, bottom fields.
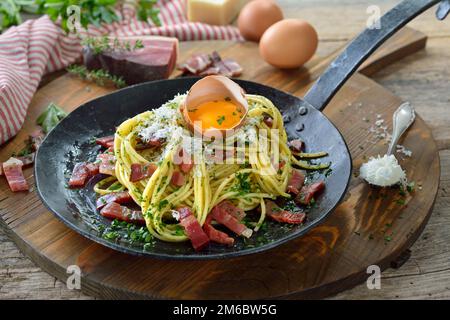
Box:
left=304, top=0, right=444, bottom=111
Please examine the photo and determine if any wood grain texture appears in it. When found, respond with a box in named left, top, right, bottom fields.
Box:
left=2, top=0, right=450, bottom=299
left=0, top=26, right=440, bottom=299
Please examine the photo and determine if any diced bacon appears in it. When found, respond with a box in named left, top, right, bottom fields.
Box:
left=178, top=207, right=210, bottom=251
left=180, top=161, right=194, bottom=173
left=263, top=116, right=274, bottom=128
left=98, top=154, right=116, bottom=176
left=68, top=162, right=89, bottom=188
left=215, top=201, right=246, bottom=220
left=199, top=66, right=221, bottom=76
left=86, top=162, right=100, bottom=176
left=2, top=158, right=28, bottom=192
left=178, top=53, right=212, bottom=74
left=170, top=171, right=185, bottom=187
left=296, top=181, right=326, bottom=205
left=265, top=200, right=306, bottom=224
left=96, top=191, right=132, bottom=210
left=96, top=136, right=115, bottom=148
left=203, top=215, right=234, bottom=246
left=288, top=139, right=304, bottom=152
left=211, top=204, right=252, bottom=238
left=135, top=138, right=164, bottom=150
left=129, top=163, right=157, bottom=182
left=100, top=202, right=145, bottom=224
left=0, top=153, right=35, bottom=177
left=30, top=129, right=44, bottom=151
left=287, top=169, right=305, bottom=195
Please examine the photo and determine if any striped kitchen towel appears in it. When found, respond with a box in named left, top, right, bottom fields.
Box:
left=0, top=0, right=243, bottom=145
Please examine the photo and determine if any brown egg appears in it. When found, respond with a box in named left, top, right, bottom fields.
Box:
left=237, top=0, right=283, bottom=42
left=259, top=19, right=318, bottom=69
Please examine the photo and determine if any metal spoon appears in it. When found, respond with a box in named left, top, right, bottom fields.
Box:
left=387, top=102, right=416, bottom=155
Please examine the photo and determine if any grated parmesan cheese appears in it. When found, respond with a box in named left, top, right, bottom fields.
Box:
left=360, top=154, right=406, bottom=187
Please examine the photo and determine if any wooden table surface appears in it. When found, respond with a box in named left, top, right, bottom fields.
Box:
left=1, top=0, right=450, bottom=299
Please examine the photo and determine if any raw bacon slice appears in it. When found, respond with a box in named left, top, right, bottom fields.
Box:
left=203, top=215, right=234, bottom=246
left=130, top=163, right=157, bottom=182
left=199, top=66, right=221, bottom=76
left=222, top=59, right=243, bottom=77
left=170, top=171, right=185, bottom=187
left=68, top=162, right=89, bottom=188
left=96, top=191, right=132, bottom=210
left=178, top=53, right=212, bottom=74
left=2, top=158, right=28, bottom=192
left=286, top=169, right=305, bottom=195
left=83, top=36, right=179, bottom=85
left=96, top=136, right=115, bottom=148
left=98, top=154, right=116, bottom=176
left=211, top=203, right=252, bottom=238
left=296, top=181, right=326, bottom=205
left=100, top=202, right=145, bottom=224
left=265, top=200, right=306, bottom=224
left=0, top=153, right=35, bottom=176
left=178, top=207, right=210, bottom=251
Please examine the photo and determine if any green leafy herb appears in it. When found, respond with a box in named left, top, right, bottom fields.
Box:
left=67, top=64, right=126, bottom=88
left=217, top=115, right=226, bottom=126
left=231, top=172, right=251, bottom=196
left=157, top=199, right=169, bottom=211
left=36, top=102, right=67, bottom=133
left=82, top=36, right=144, bottom=54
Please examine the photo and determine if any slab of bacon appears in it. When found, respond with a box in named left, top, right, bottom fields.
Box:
left=100, top=202, right=145, bottom=225
left=265, top=200, right=306, bottom=224
left=130, top=163, right=157, bottom=182
left=96, top=191, right=132, bottom=210
left=0, top=153, right=35, bottom=176
left=83, top=36, right=179, bottom=85
left=178, top=207, right=210, bottom=251
left=178, top=51, right=242, bottom=78
left=295, top=181, right=326, bottom=205
left=211, top=202, right=253, bottom=238
left=2, top=158, right=29, bottom=192
left=286, top=169, right=305, bottom=195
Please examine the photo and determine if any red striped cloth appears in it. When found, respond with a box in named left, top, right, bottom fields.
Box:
left=0, top=0, right=243, bottom=145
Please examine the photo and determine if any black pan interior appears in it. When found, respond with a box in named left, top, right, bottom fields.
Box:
left=34, top=77, right=352, bottom=260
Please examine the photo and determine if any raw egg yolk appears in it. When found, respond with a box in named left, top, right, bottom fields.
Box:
left=188, top=100, right=243, bottom=130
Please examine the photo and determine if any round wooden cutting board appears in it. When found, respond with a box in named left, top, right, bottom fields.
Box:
left=0, top=28, right=440, bottom=299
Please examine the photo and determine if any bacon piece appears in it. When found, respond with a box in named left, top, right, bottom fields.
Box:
left=135, top=138, right=164, bottom=150
left=265, top=200, right=306, bottom=224
left=30, top=129, right=44, bottom=151
left=211, top=203, right=252, bottom=238
left=178, top=207, right=210, bottom=251
left=2, top=158, right=29, bottom=192
left=178, top=53, right=212, bottom=74
left=170, top=171, right=185, bottom=187
left=296, top=181, right=326, bottom=205
left=98, top=154, right=116, bottom=176
left=287, top=169, right=305, bottom=195
left=263, top=116, right=273, bottom=128
left=203, top=215, right=234, bottom=246
left=68, top=162, right=89, bottom=188
left=216, top=201, right=246, bottom=220
left=96, top=191, right=132, bottom=210
left=130, top=163, right=157, bottom=182
left=86, top=162, right=100, bottom=176
left=288, top=139, right=304, bottom=153
left=96, top=136, right=115, bottom=148
left=0, top=153, right=35, bottom=177
left=180, top=161, right=194, bottom=173
left=199, top=66, right=221, bottom=76
left=222, top=59, right=243, bottom=77
left=100, top=202, right=145, bottom=224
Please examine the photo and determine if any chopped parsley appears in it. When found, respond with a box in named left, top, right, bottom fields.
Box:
left=231, top=172, right=251, bottom=195
left=217, top=115, right=226, bottom=126
left=158, top=199, right=169, bottom=211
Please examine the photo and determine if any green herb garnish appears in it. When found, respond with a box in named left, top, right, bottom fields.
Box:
left=36, top=103, right=67, bottom=134
left=67, top=64, right=126, bottom=88
left=217, top=115, right=226, bottom=126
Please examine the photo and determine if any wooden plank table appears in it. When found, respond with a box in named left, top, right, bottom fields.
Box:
left=1, top=0, right=450, bottom=299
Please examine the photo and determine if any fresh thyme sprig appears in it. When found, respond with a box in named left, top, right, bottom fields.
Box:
left=67, top=64, right=126, bottom=88
left=82, top=36, right=144, bottom=55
